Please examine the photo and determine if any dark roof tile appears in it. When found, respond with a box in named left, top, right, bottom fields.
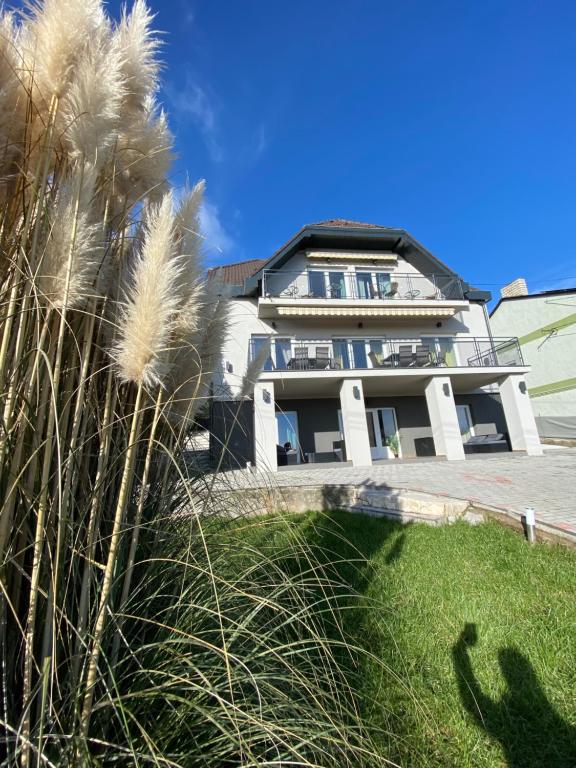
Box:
left=207, top=258, right=266, bottom=285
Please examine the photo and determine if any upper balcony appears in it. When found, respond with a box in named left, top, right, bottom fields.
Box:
left=258, top=269, right=470, bottom=319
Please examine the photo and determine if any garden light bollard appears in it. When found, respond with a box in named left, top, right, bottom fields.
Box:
left=524, top=507, right=536, bottom=544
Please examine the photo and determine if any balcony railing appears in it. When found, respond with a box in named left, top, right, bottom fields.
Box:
left=249, top=336, right=523, bottom=372
left=261, top=269, right=466, bottom=301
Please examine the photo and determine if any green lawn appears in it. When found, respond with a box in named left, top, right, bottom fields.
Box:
left=249, top=512, right=576, bottom=767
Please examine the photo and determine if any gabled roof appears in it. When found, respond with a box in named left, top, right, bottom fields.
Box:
left=207, top=258, right=266, bottom=285
left=311, top=218, right=388, bottom=229
left=244, top=220, right=476, bottom=296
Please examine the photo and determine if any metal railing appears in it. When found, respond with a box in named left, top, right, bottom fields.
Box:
left=261, top=269, right=466, bottom=301
left=249, top=336, right=523, bottom=372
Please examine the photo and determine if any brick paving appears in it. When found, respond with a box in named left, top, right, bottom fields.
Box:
left=219, top=448, right=576, bottom=539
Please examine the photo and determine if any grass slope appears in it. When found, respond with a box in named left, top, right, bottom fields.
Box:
left=247, top=513, right=576, bottom=767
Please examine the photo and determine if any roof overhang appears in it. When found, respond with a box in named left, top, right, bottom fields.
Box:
left=244, top=224, right=472, bottom=295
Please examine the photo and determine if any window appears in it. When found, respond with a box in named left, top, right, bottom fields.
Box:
left=356, top=272, right=373, bottom=299
left=368, top=339, right=384, bottom=366
left=351, top=339, right=368, bottom=368
left=251, top=335, right=274, bottom=371
left=375, top=272, right=391, bottom=297
left=328, top=271, right=346, bottom=298
left=274, top=338, right=292, bottom=369
left=276, top=411, right=299, bottom=451
left=456, top=405, right=474, bottom=442
left=308, top=271, right=326, bottom=298
left=332, top=339, right=350, bottom=369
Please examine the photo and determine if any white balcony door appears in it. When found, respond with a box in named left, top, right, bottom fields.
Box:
left=339, top=407, right=400, bottom=460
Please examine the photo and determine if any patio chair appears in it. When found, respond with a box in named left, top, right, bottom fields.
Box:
left=315, top=346, right=331, bottom=369
left=368, top=350, right=385, bottom=369
left=435, top=350, right=447, bottom=366
left=329, top=282, right=344, bottom=299
left=415, top=345, right=431, bottom=366
left=384, top=281, right=399, bottom=299
left=398, top=345, right=414, bottom=367
left=293, top=346, right=309, bottom=369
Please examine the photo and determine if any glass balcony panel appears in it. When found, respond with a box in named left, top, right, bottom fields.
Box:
left=249, top=335, right=523, bottom=370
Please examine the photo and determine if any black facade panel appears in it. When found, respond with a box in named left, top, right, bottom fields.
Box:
left=210, top=400, right=254, bottom=469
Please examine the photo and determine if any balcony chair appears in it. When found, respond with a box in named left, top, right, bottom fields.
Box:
left=292, top=346, right=309, bottom=370
left=398, top=345, right=415, bottom=367
left=315, top=346, right=331, bottom=369
left=368, top=350, right=387, bottom=369
left=415, top=345, right=431, bottom=366
left=435, top=350, right=447, bottom=366
left=384, top=281, right=399, bottom=299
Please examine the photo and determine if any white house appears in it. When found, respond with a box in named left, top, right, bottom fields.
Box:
left=491, top=284, right=576, bottom=439
left=210, top=219, right=542, bottom=471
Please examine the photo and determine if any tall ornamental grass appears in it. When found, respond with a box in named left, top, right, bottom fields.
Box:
left=0, top=2, right=388, bottom=765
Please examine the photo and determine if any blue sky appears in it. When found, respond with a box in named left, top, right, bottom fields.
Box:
left=41, top=2, right=576, bottom=293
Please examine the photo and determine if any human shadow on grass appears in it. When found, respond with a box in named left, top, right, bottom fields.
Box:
left=453, top=623, right=576, bottom=768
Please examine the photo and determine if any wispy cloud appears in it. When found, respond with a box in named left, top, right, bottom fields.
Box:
left=180, top=0, right=195, bottom=25
left=165, top=75, right=224, bottom=162
left=200, top=199, right=236, bottom=260
left=254, top=123, right=268, bottom=158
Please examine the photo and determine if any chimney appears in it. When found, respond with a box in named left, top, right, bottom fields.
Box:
left=501, top=277, right=528, bottom=298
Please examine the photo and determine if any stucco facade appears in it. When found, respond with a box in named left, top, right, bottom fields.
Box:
left=210, top=220, right=542, bottom=470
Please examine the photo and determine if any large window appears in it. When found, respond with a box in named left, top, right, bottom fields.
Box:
left=332, top=339, right=350, bottom=369
left=251, top=335, right=274, bottom=371
left=456, top=405, right=474, bottom=441
left=356, top=272, right=373, bottom=299
left=351, top=339, right=368, bottom=368
left=375, top=272, right=391, bottom=297
left=328, top=271, right=346, bottom=298
left=308, top=271, right=326, bottom=298
left=274, top=338, right=292, bottom=369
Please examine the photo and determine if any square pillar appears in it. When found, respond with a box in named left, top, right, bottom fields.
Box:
left=424, top=376, right=465, bottom=460
left=253, top=381, right=278, bottom=471
left=498, top=374, right=543, bottom=455
left=339, top=379, right=372, bottom=467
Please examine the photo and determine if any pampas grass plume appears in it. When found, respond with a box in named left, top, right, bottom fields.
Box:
left=24, top=0, right=106, bottom=100
left=114, top=0, right=161, bottom=113
left=37, top=163, right=102, bottom=307
left=58, top=31, right=125, bottom=165
left=113, top=192, right=182, bottom=388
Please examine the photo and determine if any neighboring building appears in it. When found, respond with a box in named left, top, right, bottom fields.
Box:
left=491, top=285, right=576, bottom=439
left=210, top=219, right=542, bottom=470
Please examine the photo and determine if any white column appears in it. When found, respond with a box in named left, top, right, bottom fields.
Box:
left=424, top=376, right=465, bottom=460
left=498, top=374, right=543, bottom=455
left=339, top=379, right=372, bottom=467
left=253, top=381, right=278, bottom=471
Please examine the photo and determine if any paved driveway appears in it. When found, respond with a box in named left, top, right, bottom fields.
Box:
left=222, top=448, right=576, bottom=539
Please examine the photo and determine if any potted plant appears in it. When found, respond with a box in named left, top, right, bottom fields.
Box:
left=386, top=435, right=400, bottom=459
